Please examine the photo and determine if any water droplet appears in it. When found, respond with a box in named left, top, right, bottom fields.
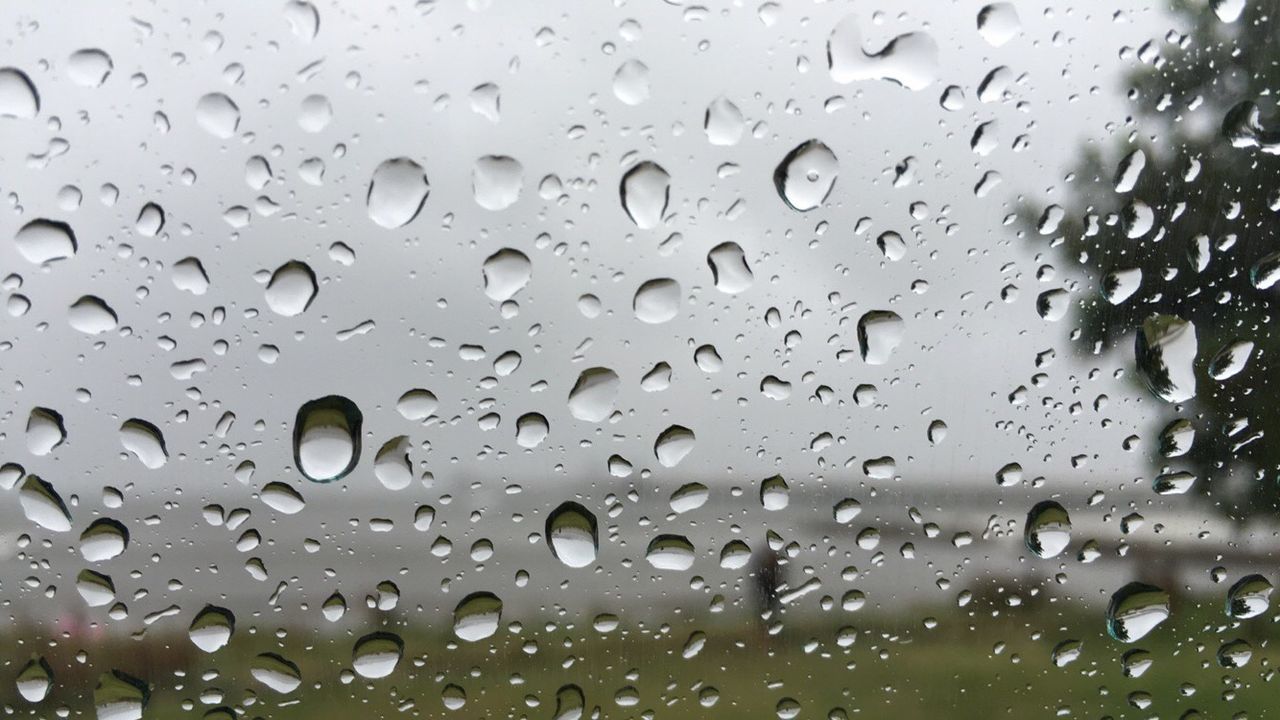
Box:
left=0, top=66, right=37, bottom=118
left=481, top=248, right=531, bottom=301
left=373, top=435, right=412, bottom=490
left=250, top=653, right=302, bottom=694
left=515, top=413, right=549, bottom=448
left=260, top=482, right=306, bottom=514
left=1102, top=267, right=1142, bottom=305
left=828, top=16, right=939, bottom=90
left=704, top=97, right=744, bottom=145
left=857, top=310, right=904, bottom=365
left=719, top=540, right=752, bottom=569
left=760, top=475, right=790, bottom=510
left=976, top=3, right=1021, bottom=46
left=77, top=569, right=115, bottom=607
left=453, top=591, right=502, bottom=642
left=119, top=419, right=167, bottom=469
left=1218, top=639, right=1253, bottom=668
left=294, top=396, right=362, bottom=483
left=19, top=476, right=71, bottom=532
left=79, top=518, right=129, bottom=561
left=322, top=591, right=347, bottom=621
left=367, top=157, right=430, bottom=229
left=15, top=219, right=76, bottom=264
left=552, top=684, right=585, bottom=720
left=297, top=93, right=331, bottom=132
left=633, top=278, right=680, bottom=323
left=1159, top=418, right=1195, bottom=457
left=654, top=425, right=696, bottom=467
left=1208, top=339, right=1253, bottom=380
left=265, top=261, right=317, bottom=316
left=69, top=295, right=118, bottom=334
left=68, top=49, right=113, bottom=87
left=1152, top=471, right=1196, bottom=496
left=1226, top=574, right=1272, bottom=619
left=188, top=605, right=235, bottom=653
left=612, top=59, right=650, bottom=105
left=1024, top=501, right=1071, bottom=558
left=1106, top=582, right=1170, bottom=642
left=94, top=670, right=149, bottom=720
left=15, top=656, right=53, bottom=702
left=352, top=632, right=403, bottom=679
left=1036, top=289, right=1070, bottom=321
left=1050, top=639, right=1082, bottom=668
left=26, top=407, right=65, bottom=456
left=396, top=389, right=438, bottom=420
left=195, top=92, right=240, bottom=138
left=567, top=367, right=619, bottom=422
left=706, top=242, right=753, bottom=293
left=1135, top=315, right=1197, bottom=403
left=546, top=502, right=598, bottom=568
left=646, top=534, right=695, bottom=570
left=670, top=482, right=709, bottom=513
left=1212, top=0, right=1247, bottom=23
left=472, top=155, right=523, bottom=210
left=774, top=140, right=837, bottom=211
left=620, top=161, right=670, bottom=229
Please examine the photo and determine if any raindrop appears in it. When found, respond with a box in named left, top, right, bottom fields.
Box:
left=515, top=413, right=549, bottom=448
left=760, top=475, right=790, bottom=510
left=1135, top=315, right=1197, bottom=403
left=68, top=49, right=113, bottom=87
left=119, top=419, right=167, bottom=469
left=774, top=140, right=837, bottom=211
left=69, top=296, right=117, bottom=334
left=453, top=592, right=502, bottom=642
left=481, top=248, right=531, bottom=301
left=620, top=161, right=670, bottom=229
left=15, top=219, right=76, bottom=264
left=195, top=92, right=240, bottom=138
left=26, top=407, right=66, bottom=456
left=646, top=534, right=695, bottom=570
left=976, top=3, right=1021, bottom=46
left=857, top=311, right=904, bottom=365
left=19, top=476, right=71, bottom=532
left=828, top=16, right=939, bottom=89
left=265, top=261, right=317, bottom=317
left=352, top=632, right=403, bottom=679
left=367, top=157, right=430, bottom=229
left=79, top=519, right=129, bottom=561
left=704, top=97, right=744, bottom=145
left=1024, top=501, right=1070, bottom=558
left=612, top=59, right=650, bottom=105
left=633, top=278, right=680, bottom=323
left=706, top=241, right=753, bottom=293
left=188, top=605, right=235, bottom=653
left=0, top=68, right=38, bottom=118
left=294, top=395, right=362, bottom=483
left=472, top=155, right=523, bottom=210
left=1106, top=582, right=1170, bottom=642
left=15, top=657, right=53, bottom=703
left=654, top=425, right=696, bottom=467
left=567, top=367, right=619, bottom=422
left=260, top=482, right=306, bottom=514
left=93, top=670, right=149, bottom=720
left=1226, top=574, right=1272, bottom=619
left=546, top=502, right=599, bottom=568
left=250, top=653, right=302, bottom=694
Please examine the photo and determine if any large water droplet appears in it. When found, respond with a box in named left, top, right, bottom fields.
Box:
left=472, top=155, right=523, bottom=210
left=453, top=592, right=502, bottom=642
left=612, top=59, right=650, bottom=105
left=94, top=670, right=149, bottom=720
left=633, top=278, right=680, bottom=324
left=188, top=605, right=235, bottom=653
left=646, top=534, right=695, bottom=570
left=704, top=97, right=744, bottom=145
left=0, top=68, right=39, bottom=118
left=552, top=684, right=585, bottom=720
left=69, top=296, right=118, bottom=335
left=119, top=419, right=167, bottom=469
left=1135, top=315, right=1197, bottom=403
left=250, top=653, right=302, bottom=694
left=546, top=502, right=598, bottom=568
left=828, top=16, right=939, bottom=90
left=1226, top=574, right=1272, bottom=619
left=1212, top=0, right=1247, bottom=23
left=26, top=407, right=66, bottom=456
left=293, top=395, right=362, bottom=483
left=195, top=92, right=240, bottom=138
left=373, top=436, right=412, bottom=490
left=15, top=657, right=53, bottom=703
left=15, top=219, right=76, bottom=264
left=79, top=518, right=129, bottom=562
left=68, top=49, right=113, bottom=87
left=260, top=482, right=306, bottom=514
left=857, top=310, right=904, bottom=365
left=976, top=3, right=1021, bottom=47
left=774, top=140, right=837, bottom=212
left=620, top=161, right=670, bottom=229
left=481, top=248, right=531, bottom=301
left=1024, top=501, right=1070, bottom=558
left=1106, top=582, right=1170, bottom=643
left=707, top=241, right=753, bottom=294
left=367, top=157, right=430, bottom=229
left=352, top=632, right=403, bottom=679
left=567, top=367, right=620, bottom=422
left=19, top=475, right=72, bottom=532
left=265, top=261, right=317, bottom=317
left=654, top=425, right=696, bottom=467
left=77, top=569, right=115, bottom=607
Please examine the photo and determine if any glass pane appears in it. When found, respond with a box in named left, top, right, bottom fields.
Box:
left=1, top=1, right=1276, bottom=718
